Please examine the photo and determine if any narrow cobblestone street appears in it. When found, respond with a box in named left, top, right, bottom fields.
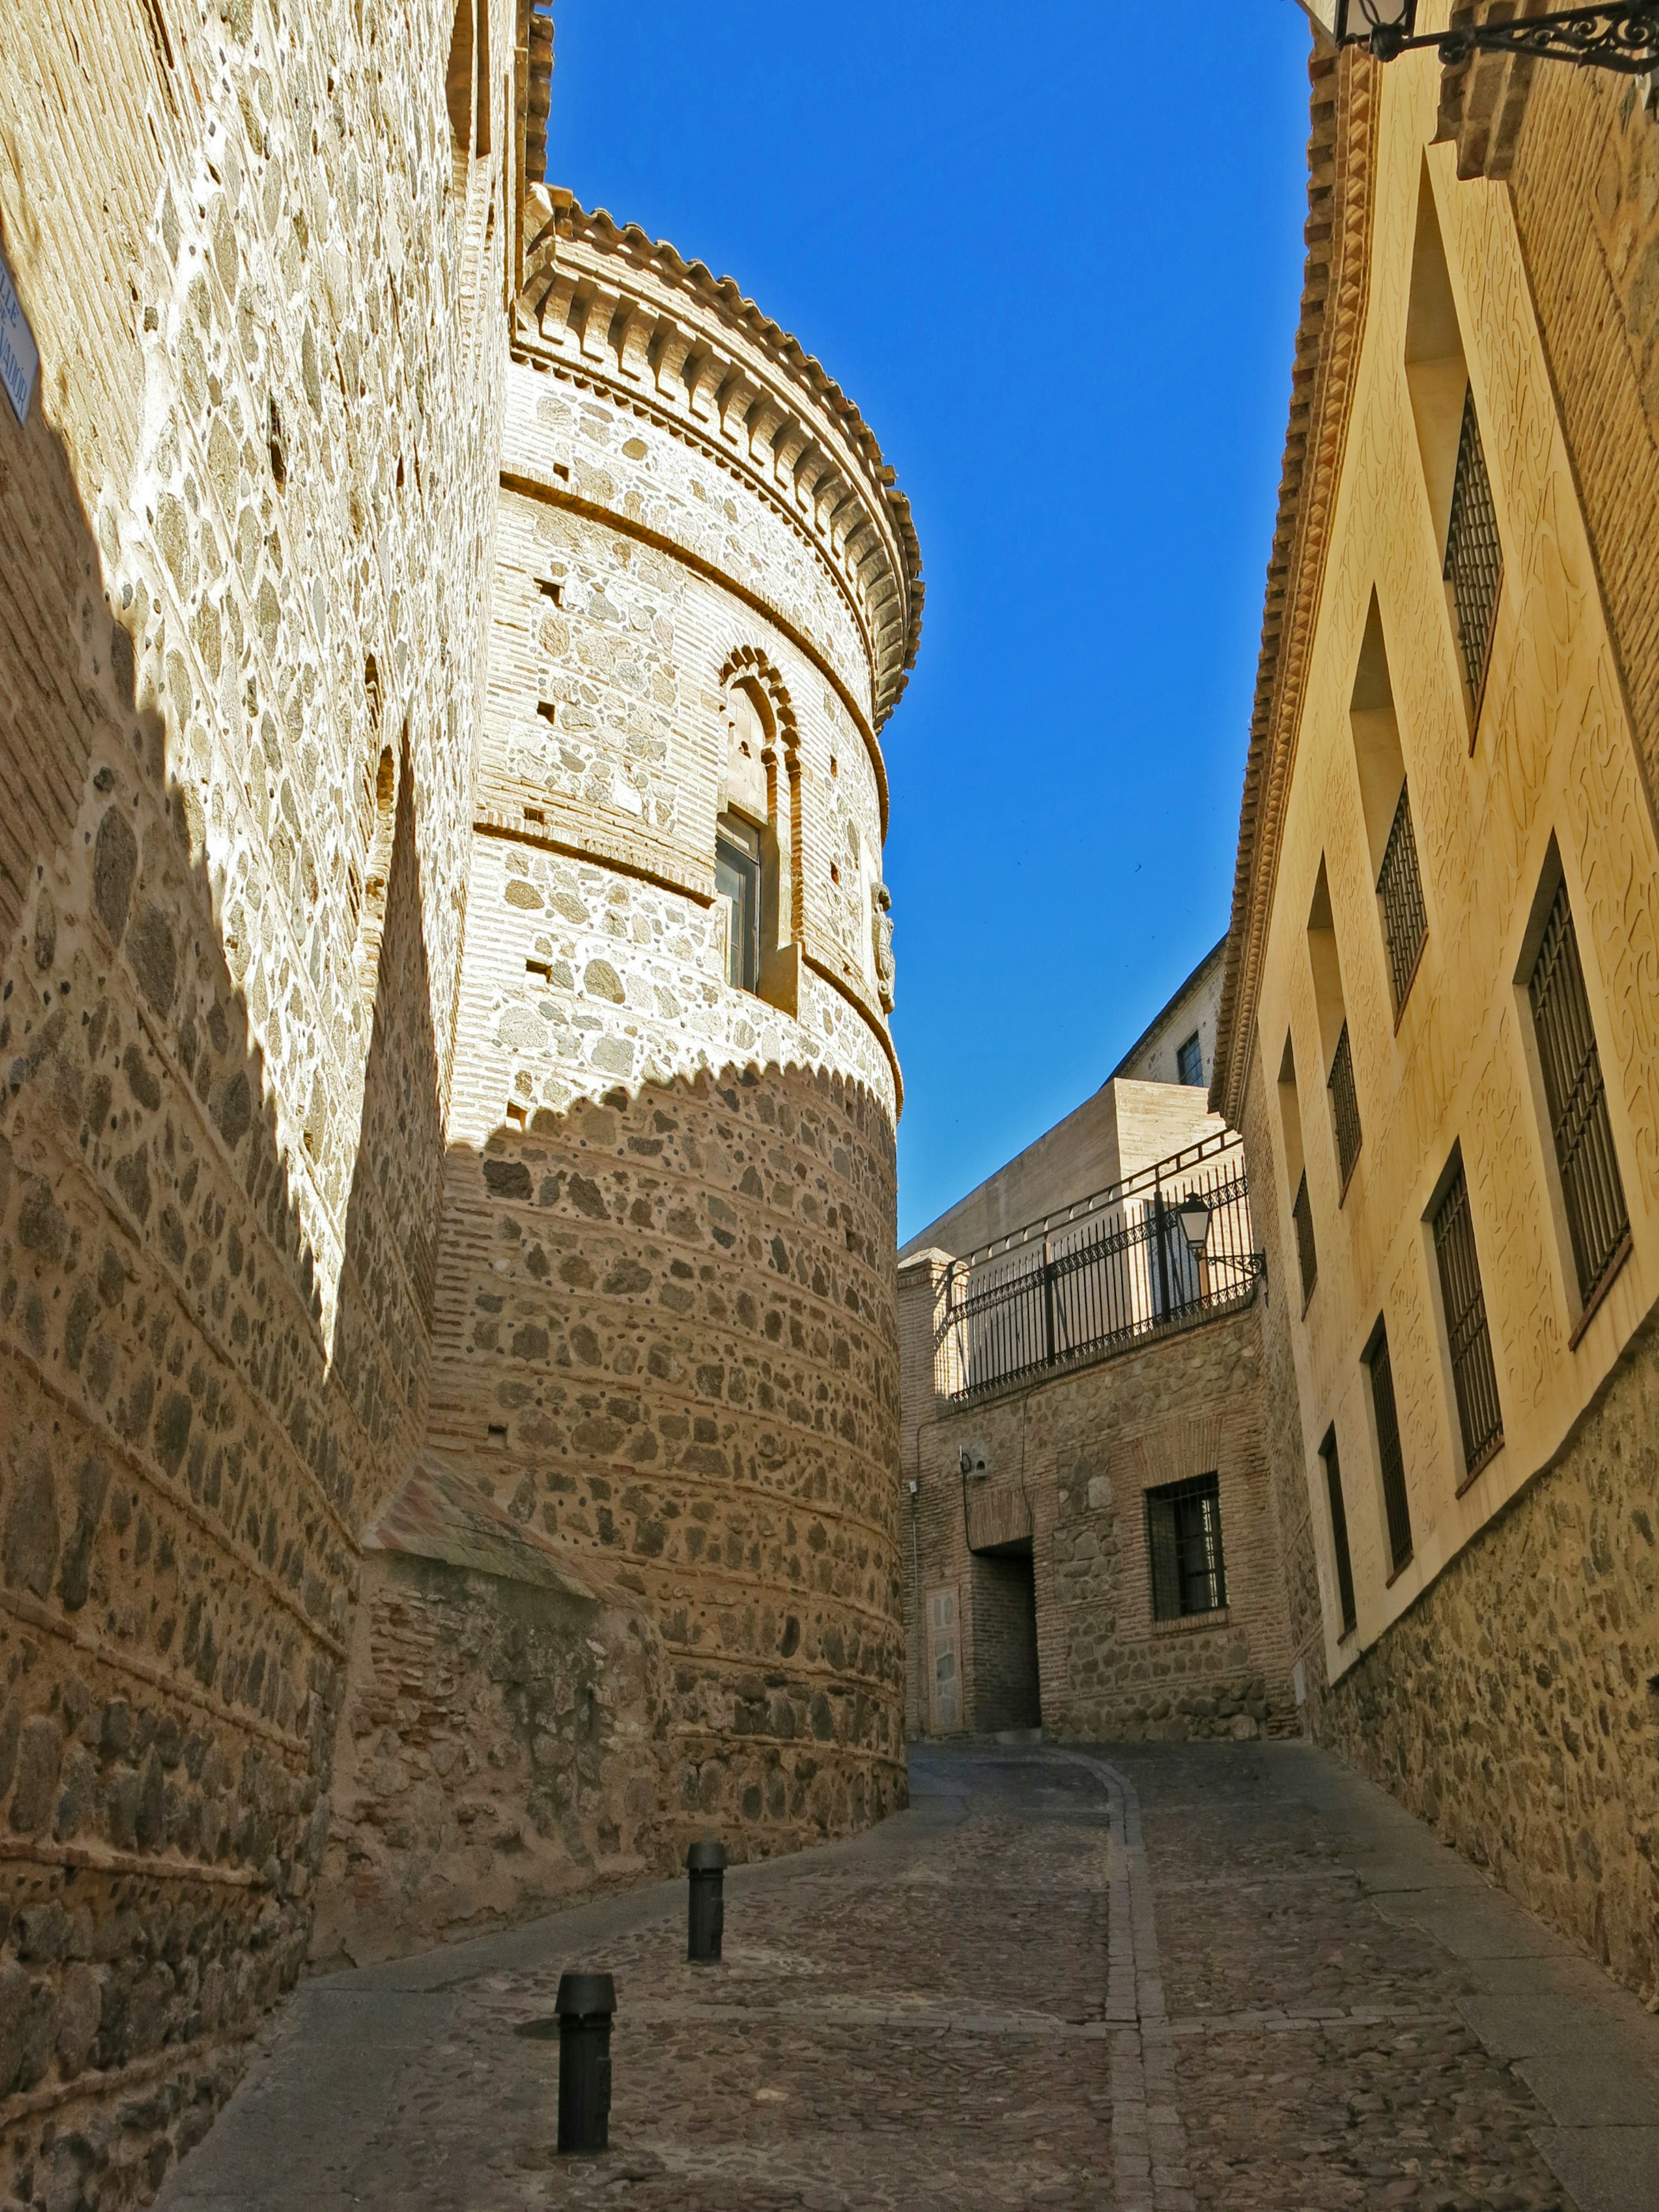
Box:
left=159, top=1744, right=1659, bottom=2212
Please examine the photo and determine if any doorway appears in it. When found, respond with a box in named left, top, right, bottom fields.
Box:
left=970, top=1538, right=1042, bottom=1733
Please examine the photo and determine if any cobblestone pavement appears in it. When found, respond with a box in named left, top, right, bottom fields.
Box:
left=159, top=1742, right=1659, bottom=2212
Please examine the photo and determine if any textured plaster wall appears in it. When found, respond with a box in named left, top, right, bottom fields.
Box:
left=0, top=0, right=513, bottom=2197
left=1249, top=55, right=1659, bottom=1686
left=1239, top=48, right=1659, bottom=2003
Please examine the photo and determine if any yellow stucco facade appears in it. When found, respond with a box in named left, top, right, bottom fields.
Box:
left=1249, top=54, right=1659, bottom=1681
left=1220, top=18, right=1659, bottom=2001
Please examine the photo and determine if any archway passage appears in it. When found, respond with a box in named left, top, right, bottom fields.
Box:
left=971, top=1538, right=1042, bottom=1733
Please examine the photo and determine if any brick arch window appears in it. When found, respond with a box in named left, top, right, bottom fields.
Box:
left=445, top=0, right=475, bottom=176
left=715, top=650, right=802, bottom=1008
left=445, top=0, right=493, bottom=334
left=718, top=678, right=773, bottom=996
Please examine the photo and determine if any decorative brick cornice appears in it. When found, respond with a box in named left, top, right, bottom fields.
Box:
left=514, top=193, right=923, bottom=733
left=1214, top=41, right=1382, bottom=1128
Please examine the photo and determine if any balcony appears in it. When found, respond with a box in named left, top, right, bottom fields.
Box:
left=933, top=1131, right=1263, bottom=1405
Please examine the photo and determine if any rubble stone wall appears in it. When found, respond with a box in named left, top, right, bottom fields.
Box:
left=311, top=1537, right=674, bottom=1969
left=1321, top=1307, right=1659, bottom=2004
left=902, top=1285, right=1298, bottom=1746
left=0, top=0, right=517, bottom=2197
left=316, top=197, right=921, bottom=1949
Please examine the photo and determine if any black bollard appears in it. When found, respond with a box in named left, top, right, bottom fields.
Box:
left=686, top=1838, right=726, bottom=1964
left=554, top=1970, right=615, bottom=2155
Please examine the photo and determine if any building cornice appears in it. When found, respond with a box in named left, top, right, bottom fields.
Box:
left=1214, top=40, right=1382, bottom=1128
left=514, top=192, right=923, bottom=736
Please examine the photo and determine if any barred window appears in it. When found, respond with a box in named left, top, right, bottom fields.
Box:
left=1293, top=1169, right=1317, bottom=1307
left=1321, top=1433, right=1357, bottom=1637
left=1443, top=388, right=1503, bottom=706
left=1146, top=1473, right=1226, bottom=1621
left=1528, top=880, right=1630, bottom=1309
left=1376, top=783, right=1427, bottom=1015
left=1366, top=1324, right=1413, bottom=1576
left=1176, top=1031, right=1204, bottom=1088
left=1431, top=1159, right=1503, bottom=1479
left=1328, top=1020, right=1362, bottom=1195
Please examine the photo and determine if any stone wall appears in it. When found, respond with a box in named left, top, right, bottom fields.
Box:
left=1322, top=1304, right=1659, bottom=2004
left=311, top=1464, right=673, bottom=1967
left=902, top=1279, right=1298, bottom=1745
left=316, top=188, right=922, bottom=1948
left=0, top=0, right=521, bottom=2196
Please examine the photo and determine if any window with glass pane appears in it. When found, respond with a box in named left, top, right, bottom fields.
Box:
left=1176, top=1031, right=1203, bottom=1087
left=1366, top=1324, right=1413, bottom=1575
left=1321, top=1433, right=1357, bottom=1637
left=1527, top=880, right=1629, bottom=1309
left=715, top=814, right=761, bottom=993
left=1431, top=1158, right=1503, bottom=1478
left=1145, top=1473, right=1227, bottom=1621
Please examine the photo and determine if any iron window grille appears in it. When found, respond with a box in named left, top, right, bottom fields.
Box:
left=1146, top=1472, right=1227, bottom=1622
left=1293, top=1169, right=1318, bottom=1306
left=1443, top=387, right=1503, bottom=706
left=1321, top=1434, right=1357, bottom=1637
left=1431, top=1160, right=1504, bottom=1479
left=1328, top=1020, right=1363, bottom=1194
left=1528, top=879, right=1630, bottom=1307
left=1176, top=1030, right=1204, bottom=1087
left=1366, top=1324, right=1414, bottom=1576
left=715, top=814, right=761, bottom=993
left=1376, top=782, right=1428, bottom=1014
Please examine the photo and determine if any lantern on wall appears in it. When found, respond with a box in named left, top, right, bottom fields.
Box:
left=1295, top=0, right=1659, bottom=74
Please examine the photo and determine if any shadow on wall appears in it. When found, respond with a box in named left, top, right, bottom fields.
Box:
left=0, top=248, right=909, bottom=2184
left=0, top=269, right=448, bottom=2202
left=315, top=1041, right=912, bottom=1966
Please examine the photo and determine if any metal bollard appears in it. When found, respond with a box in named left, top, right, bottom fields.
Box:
left=686, top=1838, right=726, bottom=1964
left=554, top=1970, right=615, bottom=2155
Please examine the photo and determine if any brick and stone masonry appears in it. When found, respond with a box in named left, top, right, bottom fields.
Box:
left=0, top=10, right=921, bottom=2203
left=900, top=1251, right=1298, bottom=1748
left=318, top=198, right=923, bottom=1962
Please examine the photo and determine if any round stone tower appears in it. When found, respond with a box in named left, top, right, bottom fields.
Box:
left=354, top=190, right=922, bottom=1906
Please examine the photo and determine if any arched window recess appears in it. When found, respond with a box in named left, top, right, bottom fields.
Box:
left=715, top=665, right=800, bottom=1015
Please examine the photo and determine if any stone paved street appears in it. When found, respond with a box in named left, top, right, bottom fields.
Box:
left=159, top=1744, right=1659, bottom=2212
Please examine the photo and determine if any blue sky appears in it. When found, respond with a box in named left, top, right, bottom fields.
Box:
left=547, top=3, right=1315, bottom=1241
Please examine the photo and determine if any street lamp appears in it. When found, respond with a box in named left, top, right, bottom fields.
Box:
left=1304, top=1, right=1659, bottom=73
left=1175, top=1191, right=1213, bottom=1258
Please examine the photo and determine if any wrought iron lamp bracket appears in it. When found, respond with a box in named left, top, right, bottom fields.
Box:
left=1360, top=4, right=1659, bottom=73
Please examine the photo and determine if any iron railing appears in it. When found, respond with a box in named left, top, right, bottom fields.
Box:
left=1444, top=386, right=1503, bottom=705
left=936, top=1146, right=1262, bottom=1403
left=1292, top=1168, right=1317, bottom=1306
left=1328, top=1021, right=1362, bottom=1194
left=1528, top=879, right=1629, bottom=1308
left=1431, top=1160, right=1504, bottom=1479
left=1376, top=782, right=1427, bottom=1014
left=1367, top=1324, right=1414, bottom=1575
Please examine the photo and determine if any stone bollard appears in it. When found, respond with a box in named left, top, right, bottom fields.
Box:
left=686, top=1839, right=726, bottom=1964
left=554, top=1970, right=616, bottom=2154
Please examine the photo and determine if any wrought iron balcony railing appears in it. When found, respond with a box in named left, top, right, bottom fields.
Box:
left=933, top=1134, right=1262, bottom=1404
